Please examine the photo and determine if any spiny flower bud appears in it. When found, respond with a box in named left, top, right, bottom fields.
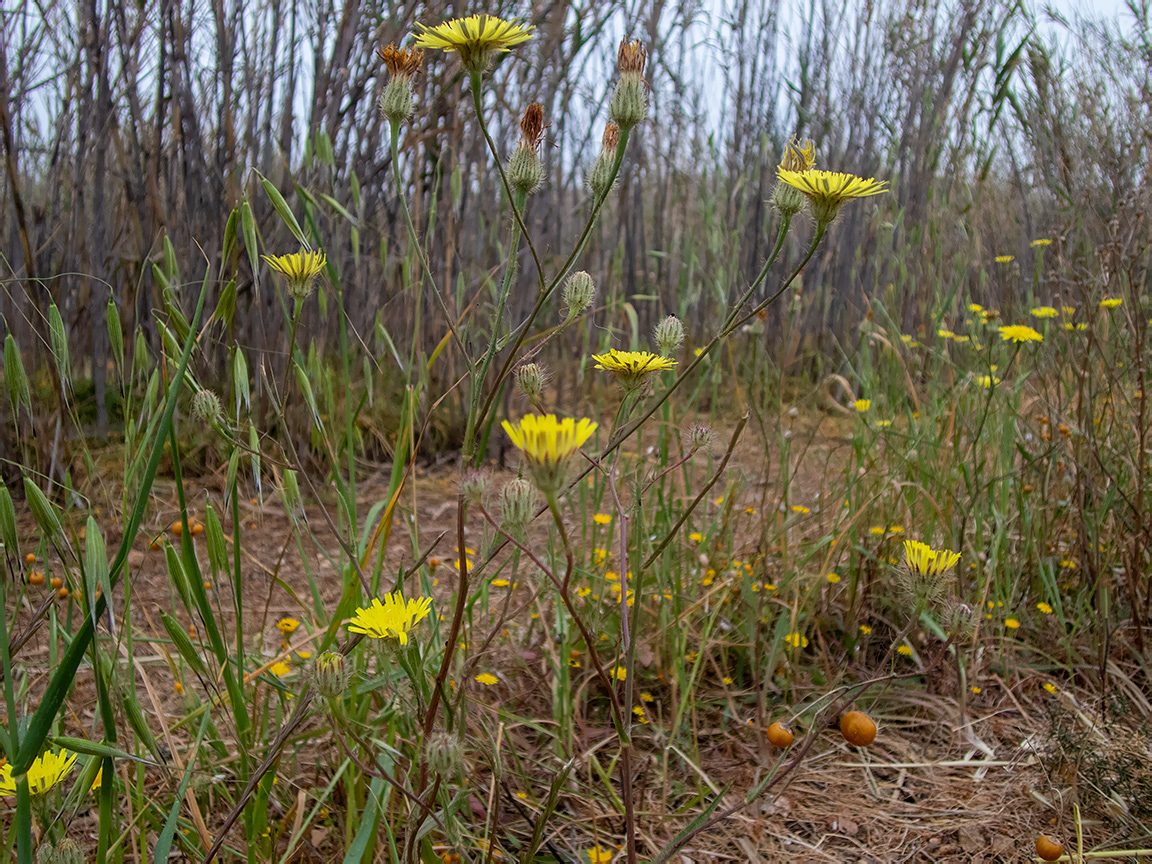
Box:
left=515, top=362, right=546, bottom=405
left=460, top=470, right=488, bottom=505
left=941, top=601, right=978, bottom=641
left=423, top=731, right=462, bottom=776
left=310, top=651, right=351, bottom=700
left=609, top=39, right=648, bottom=131
left=40, top=839, right=84, bottom=864
left=588, top=123, right=621, bottom=200
left=192, top=388, right=223, bottom=425
left=653, top=315, right=685, bottom=356
left=506, top=103, right=546, bottom=197
left=376, top=44, right=423, bottom=125
left=686, top=423, right=716, bottom=452
left=562, top=271, right=596, bottom=320
left=772, top=136, right=815, bottom=218
left=500, top=478, right=538, bottom=531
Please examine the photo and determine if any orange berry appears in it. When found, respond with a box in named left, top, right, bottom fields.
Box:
left=170, top=521, right=184, bottom=537
left=1036, top=835, right=1063, bottom=861
left=174, top=682, right=184, bottom=694
left=49, top=577, right=63, bottom=590
left=24, top=553, right=36, bottom=565
left=767, top=721, right=794, bottom=748
left=27, top=570, right=45, bottom=586
left=190, top=521, right=204, bottom=536
left=57, top=587, right=69, bottom=599
left=149, top=538, right=162, bottom=551
left=840, top=710, right=877, bottom=747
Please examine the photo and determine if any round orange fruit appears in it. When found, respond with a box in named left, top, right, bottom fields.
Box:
left=839, top=710, right=877, bottom=747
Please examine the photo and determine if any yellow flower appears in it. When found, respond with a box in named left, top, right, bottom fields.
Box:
left=784, top=632, right=808, bottom=649
left=791, top=505, right=810, bottom=514
left=633, top=705, right=649, bottom=724
left=853, top=398, right=871, bottom=412
left=938, top=328, right=955, bottom=338
left=888, top=526, right=904, bottom=535
left=896, top=644, right=913, bottom=656
left=826, top=573, right=841, bottom=584
left=869, top=526, right=886, bottom=536
left=640, top=692, right=655, bottom=703
left=1100, top=297, right=1122, bottom=308
left=722, top=676, right=734, bottom=685
left=874, top=419, right=892, bottom=427
left=611, top=666, right=627, bottom=681
left=0, top=749, right=78, bottom=796
left=593, top=513, right=612, bottom=525
left=779, top=136, right=815, bottom=172
left=502, top=414, right=598, bottom=495
left=968, top=303, right=984, bottom=312
left=1031, top=306, right=1058, bottom=318
left=347, top=592, right=433, bottom=644
left=262, top=249, right=326, bottom=300
left=270, top=661, right=292, bottom=677
left=775, top=168, right=888, bottom=224
left=475, top=673, right=499, bottom=686
left=688, top=532, right=703, bottom=543
left=593, top=547, right=607, bottom=564
left=490, top=579, right=510, bottom=588
left=998, top=324, right=1042, bottom=343
left=586, top=847, right=614, bottom=864
left=859, top=625, right=872, bottom=635
left=576, top=587, right=591, bottom=597
left=1005, top=617, right=1020, bottom=629
left=1043, top=682, right=1058, bottom=694
left=277, top=617, right=300, bottom=636
left=903, top=540, right=960, bottom=577
left=1037, top=602, right=1053, bottom=614
left=413, top=15, right=534, bottom=73
left=976, top=375, right=1002, bottom=388
left=592, top=348, right=676, bottom=390
left=970, top=685, right=982, bottom=694
left=1030, top=238, right=1052, bottom=247
left=1062, top=306, right=1076, bottom=315
left=994, top=255, right=1014, bottom=263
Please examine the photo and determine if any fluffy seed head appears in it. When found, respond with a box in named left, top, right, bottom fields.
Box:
left=424, top=731, right=463, bottom=775
left=500, top=478, right=538, bottom=531
left=192, top=388, right=223, bottom=425
left=654, top=315, right=685, bottom=356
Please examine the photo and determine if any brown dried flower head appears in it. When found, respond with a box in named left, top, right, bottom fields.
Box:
left=602, top=121, right=620, bottom=154
left=617, top=38, right=646, bottom=78
left=377, top=43, right=424, bottom=80
left=519, top=103, right=545, bottom=152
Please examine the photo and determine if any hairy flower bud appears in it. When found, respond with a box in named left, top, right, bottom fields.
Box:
left=460, top=470, right=488, bottom=505
left=686, top=423, right=716, bottom=452
left=423, top=731, right=462, bottom=776
left=310, top=651, right=352, bottom=700
left=609, top=39, right=648, bottom=130
left=376, top=44, right=423, bottom=125
left=500, top=478, right=538, bottom=532
left=653, top=315, right=685, bottom=356
left=506, top=103, right=546, bottom=197
left=562, top=271, right=596, bottom=320
left=515, top=362, right=546, bottom=404
left=588, top=123, right=620, bottom=200
left=772, top=136, right=815, bottom=217
left=192, top=388, right=223, bottom=425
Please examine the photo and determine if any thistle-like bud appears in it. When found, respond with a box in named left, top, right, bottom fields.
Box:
left=192, top=388, right=223, bottom=425
left=772, top=136, right=815, bottom=217
left=376, top=44, right=424, bottom=125
left=609, top=39, right=648, bottom=131
left=506, top=103, right=546, bottom=198
left=562, top=271, right=596, bottom=320
left=515, top=362, right=546, bottom=404
left=686, top=423, right=716, bottom=452
left=460, top=470, right=488, bottom=505
left=941, top=601, right=978, bottom=641
left=424, top=731, right=462, bottom=776
left=500, top=478, right=538, bottom=532
left=39, top=839, right=84, bottom=864
left=309, top=651, right=351, bottom=700
left=653, top=315, right=685, bottom=356
left=588, top=122, right=620, bottom=200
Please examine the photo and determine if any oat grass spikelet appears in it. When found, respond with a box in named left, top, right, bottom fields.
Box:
left=348, top=592, right=433, bottom=644
left=502, top=414, right=597, bottom=496
left=0, top=748, right=78, bottom=796
left=263, top=249, right=326, bottom=300
left=776, top=168, right=888, bottom=224
left=414, top=14, right=534, bottom=73
left=592, top=348, right=676, bottom=391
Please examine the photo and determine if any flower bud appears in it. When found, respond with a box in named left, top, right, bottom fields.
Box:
left=309, top=651, right=351, bottom=700
left=376, top=44, right=423, bottom=126
left=192, top=388, right=223, bottom=425
left=686, top=423, right=716, bottom=452
left=653, top=315, right=684, bottom=356
left=506, top=103, right=546, bottom=197
left=609, top=39, right=648, bottom=130
left=772, top=136, right=815, bottom=217
left=460, top=470, right=488, bottom=505
left=423, top=731, right=462, bottom=776
left=500, top=478, right=538, bottom=531
left=515, top=363, right=546, bottom=404
left=588, top=122, right=620, bottom=200
left=562, top=271, right=596, bottom=320
left=39, top=839, right=84, bottom=864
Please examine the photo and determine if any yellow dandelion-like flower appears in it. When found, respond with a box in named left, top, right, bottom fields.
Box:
left=869, top=526, right=886, bottom=536
left=1031, top=306, right=1058, bottom=318
left=784, top=632, right=808, bottom=649
left=968, top=303, right=984, bottom=312
left=994, top=255, right=1014, bottom=263
left=826, top=573, right=841, bottom=584
left=1031, top=238, right=1052, bottom=247
left=593, top=547, right=607, bottom=564
left=1100, top=297, right=1122, bottom=309
left=502, top=414, right=597, bottom=495
left=593, top=513, right=612, bottom=525
left=859, top=624, right=872, bottom=635
left=592, top=348, right=676, bottom=391
left=688, top=532, right=703, bottom=543
left=0, top=748, right=78, bottom=796
left=779, top=136, right=815, bottom=173
left=1043, top=682, right=1057, bottom=694
left=263, top=249, right=326, bottom=300
left=474, top=673, right=499, bottom=686
left=611, top=666, right=627, bottom=681
left=413, top=15, right=534, bottom=73
left=938, top=328, right=955, bottom=338
left=1037, top=602, right=1053, bottom=614
left=792, top=505, right=810, bottom=514
left=1005, top=617, right=1021, bottom=629
left=970, top=685, right=982, bottom=694
left=641, top=692, right=655, bottom=703
left=853, top=399, right=871, bottom=412
left=490, top=579, right=510, bottom=588
left=587, top=847, right=614, bottom=864
left=998, top=324, right=1043, bottom=344
left=775, top=168, right=888, bottom=224
left=976, top=375, right=1002, bottom=388
left=896, top=644, right=913, bottom=657
left=903, top=540, right=960, bottom=577
left=347, top=592, right=433, bottom=644
left=875, top=419, right=892, bottom=428
left=270, top=661, right=292, bottom=677
left=633, top=705, right=649, bottom=724
left=277, top=617, right=300, bottom=636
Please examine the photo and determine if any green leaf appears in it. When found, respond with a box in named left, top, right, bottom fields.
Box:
left=83, top=516, right=110, bottom=633
left=260, top=175, right=306, bottom=244
left=152, top=711, right=211, bottom=864
left=222, top=207, right=239, bottom=266
left=161, top=610, right=209, bottom=679
left=649, top=783, right=732, bottom=864
left=241, top=201, right=260, bottom=288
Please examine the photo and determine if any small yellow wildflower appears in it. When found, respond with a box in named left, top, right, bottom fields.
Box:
left=859, top=625, right=872, bottom=635
left=586, top=847, right=614, bottom=864
left=722, top=676, right=734, bottom=685
left=633, top=705, right=649, bottom=724
left=611, top=666, right=627, bottom=681
left=869, top=526, right=886, bottom=536
left=874, top=419, right=892, bottom=427
left=1037, top=602, right=1053, bottom=614
left=970, top=685, right=982, bottom=694
left=968, top=303, right=983, bottom=312
left=0, top=749, right=78, bottom=796
left=502, top=414, right=598, bottom=494
left=270, top=661, right=292, bottom=677
left=1030, top=238, right=1051, bottom=247
left=1031, top=306, right=1058, bottom=318
left=977, top=375, right=1002, bottom=388
left=592, top=348, right=676, bottom=391
left=413, top=15, right=534, bottom=73
left=263, top=249, right=326, bottom=300
left=688, top=532, right=703, bottom=543
left=853, top=399, right=871, bottom=412
left=998, top=324, right=1042, bottom=344
left=784, top=632, right=808, bottom=649
left=593, top=547, right=607, bottom=564
left=347, top=593, right=433, bottom=644
left=1043, top=682, right=1058, bottom=694
left=593, top=513, right=612, bottom=525
left=826, top=573, right=841, bottom=584
left=1100, top=297, right=1122, bottom=308
left=994, top=255, right=1014, bottom=263
left=490, top=579, right=510, bottom=588
left=641, top=692, right=655, bottom=703
left=888, top=526, right=904, bottom=534
left=897, top=644, right=913, bottom=657
left=277, top=617, right=300, bottom=636
left=938, top=328, right=955, bottom=338
left=1005, top=618, right=1021, bottom=629
left=474, top=673, right=499, bottom=686
left=791, top=505, right=810, bottom=514
left=576, top=587, right=591, bottom=597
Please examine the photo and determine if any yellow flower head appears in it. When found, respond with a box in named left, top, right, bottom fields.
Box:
left=1100, top=297, right=1122, bottom=309
left=414, top=15, right=534, bottom=73
left=592, top=348, right=676, bottom=391
left=347, top=592, right=433, bottom=644
left=1031, top=306, right=1058, bottom=318
left=474, top=673, right=499, bottom=686
left=853, top=398, right=871, bottom=413
left=277, top=617, right=300, bottom=636
left=263, top=249, right=326, bottom=300
left=994, top=255, right=1015, bottom=264
left=903, top=540, right=960, bottom=578
left=1031, top=238, right=1052, bottom=247
left=502, top=414, right=597, bottom=495
left=269, top=661, right=292, bottom=677
left=0, top=748, right=78, bottom=796
left=1037, top=602, right=1053, bottom=614
left=775, top=168, right=887, bottom=224
left=784, top=632, right=809, bottom=649
left=896, top=644, right=913, bottom=656
left=976, top=375, right=1002, bottom=388
left=1005, top=617, right=1021, bottom=629
left=998, top=324, right=1043, bottom=344
left=593, top=513, right=612, bottom=525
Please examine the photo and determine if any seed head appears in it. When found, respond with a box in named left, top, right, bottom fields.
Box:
left=653, top=315, right=685, bottom=356
left=686, top=423, right=716, bottom=452
left=515, top=362, right=547, bottom=405
left=192, top=388, right=223, bottom=425
left=562, top=271, right=596, bottom=320
left=610, top=39, right=648, bottom=130
left=309, top=651, right=352, bottom=700
left=588, top=123, right=621, bottom=199
left=376, top=44, right=423, bottom=125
